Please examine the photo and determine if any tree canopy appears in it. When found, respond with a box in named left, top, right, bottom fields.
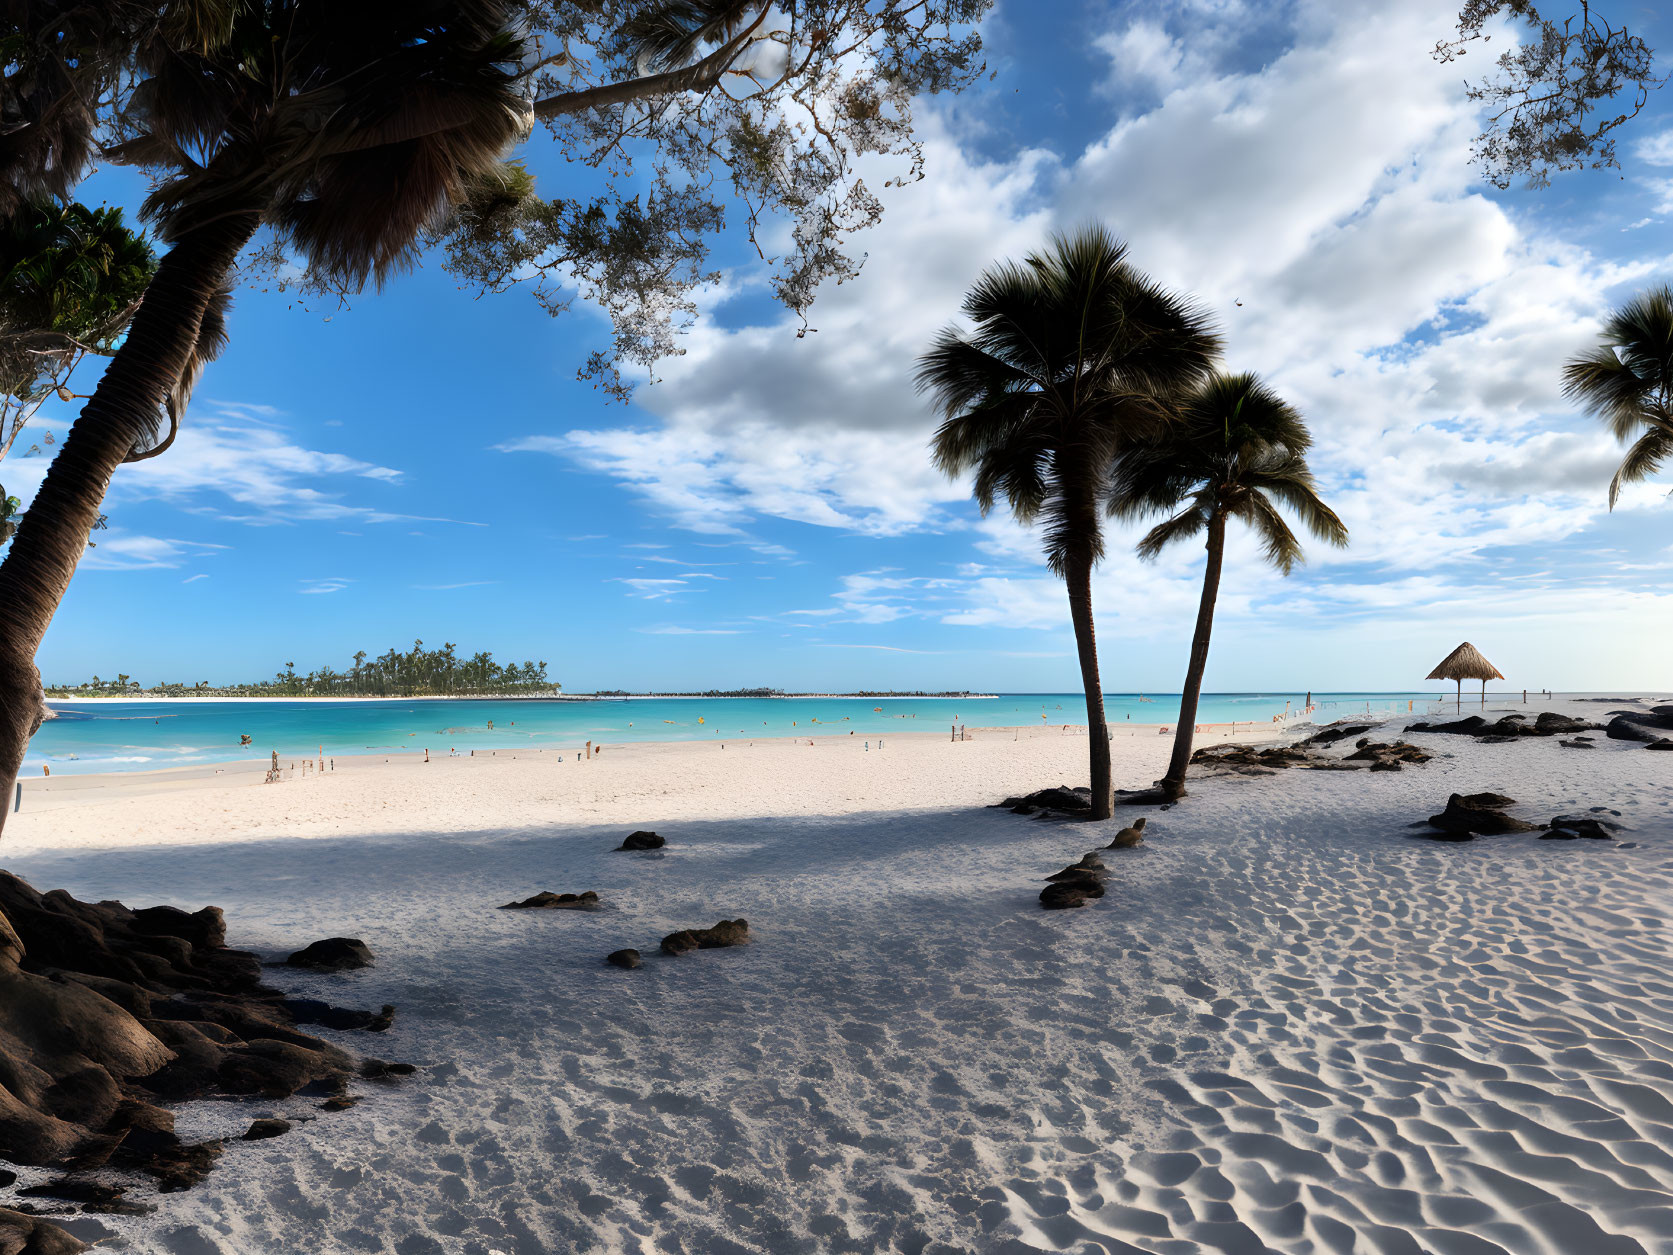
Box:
left=1436, top=0, right=1663, bottom=188
left=4, top=0, right=992, bottom=397
left=0, top=200, right=155, bottom=462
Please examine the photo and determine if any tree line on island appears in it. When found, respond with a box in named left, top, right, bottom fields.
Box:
left=46, top=642, right=556, bottom=699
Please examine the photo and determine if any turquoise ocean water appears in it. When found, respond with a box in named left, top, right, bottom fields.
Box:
left=24, top=692, right=1441, bottom=776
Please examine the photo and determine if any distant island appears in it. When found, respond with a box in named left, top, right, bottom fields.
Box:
left=44, top=642, right=558, bottom=699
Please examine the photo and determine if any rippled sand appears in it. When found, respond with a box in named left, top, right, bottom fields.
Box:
left=5, top=699, right=1672, bottom=1253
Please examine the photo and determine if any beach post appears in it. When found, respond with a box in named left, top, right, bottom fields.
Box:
left=586, top=740, right=592, bottom=760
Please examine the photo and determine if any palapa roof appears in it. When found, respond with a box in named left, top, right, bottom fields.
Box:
left=1426, top=641, right=1504, bottom=683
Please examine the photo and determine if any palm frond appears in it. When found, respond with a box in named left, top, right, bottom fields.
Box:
left=1135, top=503, right=1208, bottom=561
left=1236, top=489, right=1304, bottom=574
left=621, top=0, right=768, bottom=74
left=1608, top=425, right=1673, bottom=509
left=918, top=222, right=1224, bottom=576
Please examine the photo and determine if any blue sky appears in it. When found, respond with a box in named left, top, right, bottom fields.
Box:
left=9, top=0, right=1673, bottom=693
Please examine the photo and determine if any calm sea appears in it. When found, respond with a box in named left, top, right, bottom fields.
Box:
left=22, top=692, right=1443, bottom=776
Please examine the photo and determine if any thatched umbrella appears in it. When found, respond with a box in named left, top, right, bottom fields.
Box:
left=1427, top=642, right=1504, bottom=712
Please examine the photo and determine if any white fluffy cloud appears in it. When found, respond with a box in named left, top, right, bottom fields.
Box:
left=496, top=0, right=1673, bottom=672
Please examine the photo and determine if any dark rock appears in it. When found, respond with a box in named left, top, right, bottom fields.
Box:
left=1427, top=793, right=1540, bottom=836
left=1299, top=724, right=1375, bottom=746
left=1045, top=854, right=1107, bottom=882
left=319, top=1096, right=359, bottom=1112
left=1559, top=739, right=1595, bottom=748
left=1001, top=786, right=1093, bottom=814
left=616, top=831, right=665, bottom=851
left=1460, top=792, right=1517, bottom=808
left=1607, top=711, right=1673, bottom=742
left=1534, top=712, right=1601, bottom=734
left=0, top=1207, right=88, bottom=1254
left=606, top=949, right=642, bottom=970
left=498, top=891, right=599, bottom=911
left=1040, top=880, right=1104, bottom=909
left=1107, top=818, right=1147, bottom=849
left=1408, top=715, right=1489, bottom=735
left=660, top=920, right=749, bottom=955
left=0, top=868, right=390, bottom=1235
left=17, top=1181, right=125, bottom=1207
left=284, top=938, right=373, bottom=971
left=283, top=999, right=395, bottom=1033
left=241, top=1118, right=291, bottom=1141
left=1649, top=739, right=1673, bottom=750
left=359, top=1060, right=416, bottom=1080
left=1546, top=815, right=1620, bottom=839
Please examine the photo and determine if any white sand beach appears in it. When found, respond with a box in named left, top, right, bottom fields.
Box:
left=4, top=696, right=1672, bottom=1253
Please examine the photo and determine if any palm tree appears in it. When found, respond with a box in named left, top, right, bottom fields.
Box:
left=918, top=225, right=1220, bottom=818
left=1562, top=285, right=1673, bottom=509
left=0, top=4, right=530, bottom=834
left=1112, top=372, right=1348, bottom=799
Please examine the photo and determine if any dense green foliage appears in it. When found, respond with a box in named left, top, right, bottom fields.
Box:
left=46, top=643, right=556, bottom=698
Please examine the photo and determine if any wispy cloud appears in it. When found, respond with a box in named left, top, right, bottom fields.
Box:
left=78, top=534, right=230, bottom=572
left=814, top=642, right=944, bottom=654
left=299, top=578, right=352, bottom=595
left=637, top=625, right=745, bottom=635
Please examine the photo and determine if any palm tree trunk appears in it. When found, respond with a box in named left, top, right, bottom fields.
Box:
left=1161, top=511, right=1226, bottom=800
left=0, top=213, right=259, bottom=840
left=1064, top=550, right=1113, bottom=820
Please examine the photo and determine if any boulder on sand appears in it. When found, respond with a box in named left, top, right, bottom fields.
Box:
left=661, top=920, right=750, bottom=955
left=1106, top=818, right=1147, bottom=849
left=1045, top=853, right=1106, bottom=881
left=0, top=1207, right=86, bottom=1254
left=498, top=891, right=599, bottom=911
left=994, top=786, right=1092, bottom=815
left=616, top=831, right=665, bottom=851
left=1425, top=793, right=1540, bottom=836
left=1040, top=879, right=1104, bottom=909
left=0, top=870, right=394, bottom=1248
left=285, top=938, right=374, bottom=971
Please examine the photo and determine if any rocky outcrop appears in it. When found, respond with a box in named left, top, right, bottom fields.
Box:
left=660, top=920, right=749, bottom=955
left=1039, top=850, right=1111, bottom=910
left=1298, top=723, right=1375, bottom=747
left=616, top=831, right=665, bottom=851
left=1190, top=739, right=1430, bottom=777
left=1541, top=809, right=1624, bottom=841
left=1106, top=819, right=1147, bottom=849
left=284, top=937, right=374, bottom=971
left=0, top=1207, right=84, bottom=1254
left=993, top=787, right=1092, bottom=816
left=1411, top=712, right=1604, bottom=740
left=605, top=949, right=642, bottom=970
left=1424, top=792, right=1541, bottom=837
left=0, top=873, right=397, bottom=1244
left=1606, top=707, right=1673, bottom=743
left=497, top=891, right=599, bottom=911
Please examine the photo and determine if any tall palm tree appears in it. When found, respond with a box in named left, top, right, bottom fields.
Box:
left=1561, top=284, right=1673, bottom=509
left=0, top=3, right=531, bottom=835
left=917, top=225, right=1220, bottom=819
left=1112, top=372, right=1348, bottom=800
